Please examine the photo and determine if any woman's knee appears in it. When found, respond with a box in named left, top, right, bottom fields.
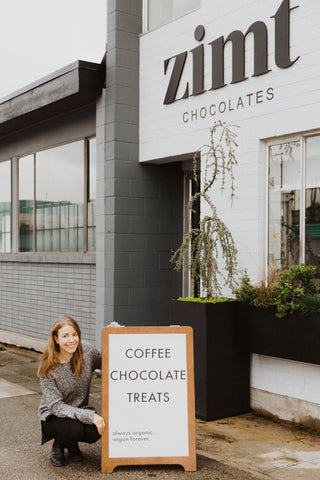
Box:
left=42, top=416, right=100, bottom=445
left=67, top=419, right=85, bottom=440
left=49, top=417, right=84, bottom=445
left=83, top=424, right=101, bottom=444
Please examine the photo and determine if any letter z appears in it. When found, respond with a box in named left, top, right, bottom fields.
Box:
left=163, top=52, right=189, bottom=105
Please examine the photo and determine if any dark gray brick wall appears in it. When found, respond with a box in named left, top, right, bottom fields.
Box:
left=0, top=102, right=98, bottom=345
left=96, top=0, right=182, bottom=331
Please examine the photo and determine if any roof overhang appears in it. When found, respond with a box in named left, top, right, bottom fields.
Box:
left=0, top=60, right=105, bottom=138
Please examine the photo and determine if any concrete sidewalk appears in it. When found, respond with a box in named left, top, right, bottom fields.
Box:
left=1, top=344, right=320, bottom=480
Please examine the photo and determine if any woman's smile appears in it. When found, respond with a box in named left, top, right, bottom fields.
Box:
left=55, top=325, right=79, bottom=361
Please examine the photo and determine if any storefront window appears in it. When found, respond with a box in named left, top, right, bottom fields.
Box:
left=0, top=160, right=11, bottom=253
left=268, top=141, right=301, bottom=267
left=146, top=0, right=200, bottom=31
left=36, top=141, right=84, bottom=252
left=19, top=154, right=34, bottom=252
left=88, top=138, right=96, bottom=252
left=305, top=136, right=320, bottom=268
left=268, top=134, right=320, bottom=271
left=18, top=138, right=96, bottom=253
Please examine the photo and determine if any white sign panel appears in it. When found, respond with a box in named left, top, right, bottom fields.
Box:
left=101, top=326, right=196, bottom=472
left=109, top=333, right=188, bottom=458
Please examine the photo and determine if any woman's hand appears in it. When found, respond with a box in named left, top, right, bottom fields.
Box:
left=93, top=413, right=106, bottom=434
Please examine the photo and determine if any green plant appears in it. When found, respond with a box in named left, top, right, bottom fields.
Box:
left=176, top=296, right=235, bottom=304
left=236, top=264, right=319, bottom=317
left=170, top=121, right=239, bottom=299
left=235, top=268, right=279, bottom=308
left=296, top=294, right=320, bottom=314
left=274, top=264, right=319, bottom=317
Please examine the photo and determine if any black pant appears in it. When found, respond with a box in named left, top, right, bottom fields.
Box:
left=41, top=416, right=100, bottom=447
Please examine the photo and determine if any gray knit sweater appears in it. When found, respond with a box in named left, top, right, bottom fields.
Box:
left=38, top=341, right=101, bottom=424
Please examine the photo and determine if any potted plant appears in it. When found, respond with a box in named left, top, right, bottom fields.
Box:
left=235, top=264, right=320, bottom=365
left=170, top=121, right=250, bottom=421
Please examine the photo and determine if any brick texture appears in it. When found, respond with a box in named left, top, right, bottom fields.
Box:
left=0, top=262, right=96, bottom=343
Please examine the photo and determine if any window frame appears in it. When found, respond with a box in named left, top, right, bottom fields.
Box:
left=143, top=0, right=201, bottom=33
left=266, top=130, right=320, bottom=272
left=181, top=159, right=200, bottom=298
left=0, top=158, right=12, bottom=253
left=16, top=136, right=96, bottom=254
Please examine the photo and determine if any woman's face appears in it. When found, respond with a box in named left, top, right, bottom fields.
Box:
left=55, top=324, right=79, bottom=358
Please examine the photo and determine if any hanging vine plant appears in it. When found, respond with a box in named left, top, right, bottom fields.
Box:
left=170, top=120, right=239, bottom=299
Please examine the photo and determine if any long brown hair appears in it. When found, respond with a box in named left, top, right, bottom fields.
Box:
left=37, top=316, right=84, bottom=380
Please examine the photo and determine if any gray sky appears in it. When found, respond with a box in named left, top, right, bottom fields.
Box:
left=0, top=0, right=107, bottom=99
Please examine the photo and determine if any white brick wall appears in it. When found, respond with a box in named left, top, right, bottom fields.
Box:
left=139, top=0, right=320, bottom=424
left=0, top=261, right=96, bottom=343
left=251, top=354, right=320, bottom=426
left=251, top=354, right=320, bottom=404
left=140, top=0, right=320, bottom=283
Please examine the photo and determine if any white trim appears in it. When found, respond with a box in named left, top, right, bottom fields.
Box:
left=300, top=136, right=306, bottom=264
left=182, top=171, right=192, bottom=297
left=265, top=142, right=270, bottom=274
left=142, top=0, right=149, bottom=33
left=265, top=136, right=301, bottom=148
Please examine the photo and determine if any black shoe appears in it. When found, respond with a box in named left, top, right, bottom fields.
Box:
left=68, top=443, right=83, bottom=462
left=50, top=441, right=65, bottom=467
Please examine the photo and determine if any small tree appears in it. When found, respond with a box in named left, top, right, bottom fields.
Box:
left=170, top=121, right=239, bottom=299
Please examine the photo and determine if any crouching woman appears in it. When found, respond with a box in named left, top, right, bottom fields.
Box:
left=37, top=315, right=105, bottom=467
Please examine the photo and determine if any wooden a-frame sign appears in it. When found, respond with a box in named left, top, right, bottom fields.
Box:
left=101, top=326, right=196, bottom=473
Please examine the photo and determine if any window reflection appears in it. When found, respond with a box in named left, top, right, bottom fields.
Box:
left=88, top=138, right=96, bottom=252
left=17, top=139, right=95, bottom=253
left=0, top=160, right=11, bottom=253
left=36, top=141, right=84, bottom=252
left=268, top=141, right=301, bottom=268
left=306, top=136, right=320, bottom=268
left=19, top=154, right=34, bottom=252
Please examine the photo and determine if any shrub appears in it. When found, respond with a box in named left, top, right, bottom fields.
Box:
left=274, top=264, right=319, bottom=317
left=235, top=267, right=278, bottom=309
left=296, top=294, right=320, bottom=314
left=235, top=264, right=319, bottom=317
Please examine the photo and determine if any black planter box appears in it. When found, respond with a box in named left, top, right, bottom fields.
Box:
left=170, top=300, right=250, bottom=421
left=237, top=304, right=320, bottom=365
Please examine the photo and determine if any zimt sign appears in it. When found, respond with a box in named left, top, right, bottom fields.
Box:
left=163, top=0, right=299, bottom=105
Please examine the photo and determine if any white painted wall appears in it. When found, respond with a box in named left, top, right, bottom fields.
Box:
left=139, top=0, right=320, bottom=424
left=251, top=354, right=320, bottom=426
left=140, top=0, right=320, bottom=282
left=251, top=354, right=320, bottom=404
left=140, top=0, right=319, bottom=161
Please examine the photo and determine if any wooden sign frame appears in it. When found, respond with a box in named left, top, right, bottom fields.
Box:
left=101, top=326, right=196, bottom=473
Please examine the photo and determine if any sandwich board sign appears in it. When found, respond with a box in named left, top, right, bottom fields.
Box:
left=101, top=325, right=196, bottom=472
